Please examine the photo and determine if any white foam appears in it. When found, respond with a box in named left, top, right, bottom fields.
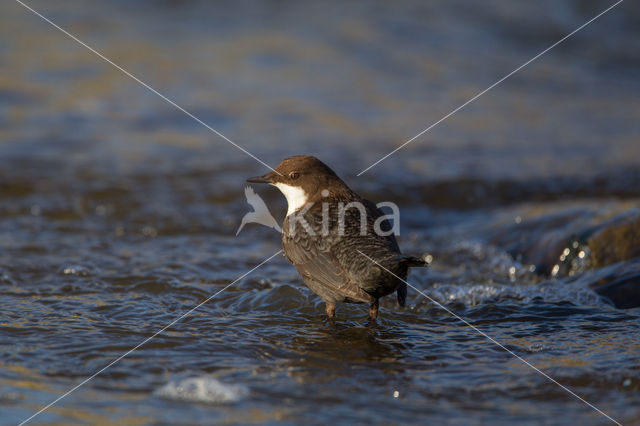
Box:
left=154, top=376, right=248, bottom=404
left=423, top=281, right=611, bottom=308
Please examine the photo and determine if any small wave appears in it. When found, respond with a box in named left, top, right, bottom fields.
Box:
left=58, top=264, right=94, bottom=277
left=421, top=280, right=611, bottom=309
left=154, top=376, right=249, bottom=404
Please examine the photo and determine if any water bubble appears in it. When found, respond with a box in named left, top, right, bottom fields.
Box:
left=424, top=254, right=434, bottom=264
left=393, top=390, right=399, bottom=398
left=154, top=377, right=248, bottom=404
left=623, top=379, right=631, bottom=387
left=528, top=343, right=548, bottom=352
left=59, top=265, right=93, bottom=277
left=514, top=216, right=522, bottom=224
left=142, top=226, right=158, bottom=237
left=0, top=273, right=14, bottom=285
left=321, top=189, right=330, bottom=197
left=551, top=265, right=560, bottom=276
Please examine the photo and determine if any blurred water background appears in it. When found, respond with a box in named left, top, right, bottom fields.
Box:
left=1, top=0, right=639, bottom=424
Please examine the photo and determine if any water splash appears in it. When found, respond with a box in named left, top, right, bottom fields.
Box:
left=154, top=376, right=249, bottom=404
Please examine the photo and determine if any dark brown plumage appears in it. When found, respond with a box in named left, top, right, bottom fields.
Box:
left=248, top=155, right=426, bottom=320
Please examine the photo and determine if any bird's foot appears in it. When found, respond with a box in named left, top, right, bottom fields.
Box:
left=323, top=315, right=337, bottom=327
left=368, top=300, right=379, bottom=321
left=325, top=303, right=336, bottom=319
left=323, top=303, right=337, bottom=327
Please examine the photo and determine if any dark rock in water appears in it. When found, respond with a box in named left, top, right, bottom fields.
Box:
left=588, top=218, right=640, bottom=268
left=594, top=274, right=640, bottom=309
left=481, top=205, right=640, bottom=309
left=584, top=258, right=640, bottom=309
left=484, top=205, right=632, bottom=276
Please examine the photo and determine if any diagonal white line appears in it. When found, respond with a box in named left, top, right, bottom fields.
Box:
left=18, top=249, right=283, bottom=426
left=357, top=0, right=625, bottom=176
left=14, top=0, right=281, bottom=175
left=356, top=250, right=622, bottom=425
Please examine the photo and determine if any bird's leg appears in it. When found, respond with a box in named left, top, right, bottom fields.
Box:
left=369, top=299, right=379, bottom=320
left=325, top=302, right=336, bottom=319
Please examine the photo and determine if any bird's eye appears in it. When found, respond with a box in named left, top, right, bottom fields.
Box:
left=289, top=171, right=300, bottom=180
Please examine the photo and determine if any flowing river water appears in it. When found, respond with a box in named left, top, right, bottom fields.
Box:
left=1, top=1, right=639, bottom=424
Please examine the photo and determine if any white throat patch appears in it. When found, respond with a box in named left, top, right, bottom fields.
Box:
left=273, top=183, right=308, bottom=216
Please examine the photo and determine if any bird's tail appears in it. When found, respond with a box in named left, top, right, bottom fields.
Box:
left=393, top=255, right=428, bottom=307
left=397, top=282, right=407, bottom=307
left=397, top=255, right=429, bottom=268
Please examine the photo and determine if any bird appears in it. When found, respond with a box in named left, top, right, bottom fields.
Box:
left=247, top=155, right=427, bottom=320
left=236, top=186, right=282, bottom=236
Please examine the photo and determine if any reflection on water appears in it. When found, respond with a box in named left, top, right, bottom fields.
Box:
left=1, top=0, right=640, bottom=424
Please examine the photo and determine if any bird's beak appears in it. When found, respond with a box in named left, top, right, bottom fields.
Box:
left=247, top=172, right=275, bottom=184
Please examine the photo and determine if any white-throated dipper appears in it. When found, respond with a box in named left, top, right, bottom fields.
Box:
left=247, top=155, right=426, bottom=320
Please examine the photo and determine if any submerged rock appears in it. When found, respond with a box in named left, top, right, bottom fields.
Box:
left=594, top=273, right=640, bottom=309
left=588, top=217, right=640, bottom=268
left=481, top=204, right=640, bottom=309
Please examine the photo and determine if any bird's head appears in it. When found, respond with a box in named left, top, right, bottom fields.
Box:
left=247, top=155, right=351, bottom=215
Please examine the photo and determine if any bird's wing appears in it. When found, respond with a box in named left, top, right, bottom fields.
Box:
left=282, top=220, right=372, bottom=303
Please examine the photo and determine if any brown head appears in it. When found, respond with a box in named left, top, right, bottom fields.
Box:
left=247, top=155, right=354, bottom=215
